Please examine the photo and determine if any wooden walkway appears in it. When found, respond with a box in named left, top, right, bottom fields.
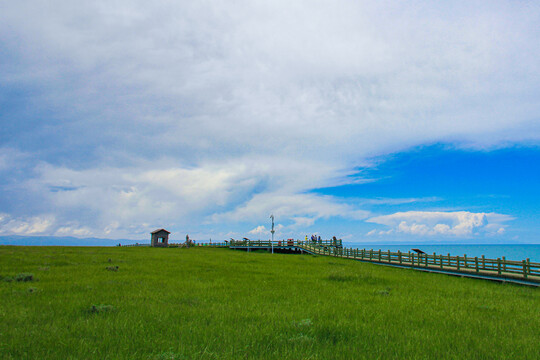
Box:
left=195, top=240, right=540, bottom=287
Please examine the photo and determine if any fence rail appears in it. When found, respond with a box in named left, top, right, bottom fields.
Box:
left=227, top=239, right=341, bottom=247
left=297, top=243, right=540, bottom=283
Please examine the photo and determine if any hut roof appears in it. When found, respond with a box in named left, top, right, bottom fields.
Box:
left=151, top=228, right=171, bottom=234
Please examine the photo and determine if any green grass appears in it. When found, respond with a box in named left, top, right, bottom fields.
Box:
left=0, top=246, right=539, bottom=359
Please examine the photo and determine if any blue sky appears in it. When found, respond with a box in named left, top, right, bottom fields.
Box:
left=311, top=145, right=540, bottom=243
left=0, top=1, right=539, bottom=244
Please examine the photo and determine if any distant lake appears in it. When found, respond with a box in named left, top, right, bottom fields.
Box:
left=346, top=243, right=540, bottom=263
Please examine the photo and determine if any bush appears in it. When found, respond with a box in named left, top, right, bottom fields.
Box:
left=15, top=273, right=34, bottom=282
left=106, top=266, right=119, bottom=271
left=326, top=274, right=356, bottom=282
left=88, top=304, right=115, bottom=314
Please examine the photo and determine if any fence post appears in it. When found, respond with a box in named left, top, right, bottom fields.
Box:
left=388, top=250, right=391, bottom=263
left=464, top=255, right=468, bottom=269
left=456, top=256, right=460, bottom=270
left=370, top=249, right=373, bottom=261
left=412, top=253, right=415, bottom=266
left=497, top=258, right=502, bottom=275
left=475, top=257, right=479, bottom=273
left=398, top=250, right=402, bottom=264
left=378, top=249, right=382, bottom=262
left=527, top=258, right=530, bottom=276
left=439, top=255, right=443, bottom=269
left=447, top=253, right=451, bottom=266
left=502, top=256, right=506, bottom=271
left=481, top=255, right=485, bottom=270
left=523, top=260, right=528, bottom=279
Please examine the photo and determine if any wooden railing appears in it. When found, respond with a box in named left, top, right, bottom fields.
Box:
left=297, top=243, right=540, bottom=283
left=224, top=239, right=341, bottom=247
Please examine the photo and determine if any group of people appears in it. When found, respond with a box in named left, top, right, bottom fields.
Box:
left=305, top=235, right=341, bottom=247
left=184, top=234, right=195, bottom=247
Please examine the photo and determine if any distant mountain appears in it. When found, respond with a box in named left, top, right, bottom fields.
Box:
left=0, top=235, right=148, bottom=246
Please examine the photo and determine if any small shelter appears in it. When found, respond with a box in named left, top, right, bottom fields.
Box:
left=151, top=229, right=170, bottom=247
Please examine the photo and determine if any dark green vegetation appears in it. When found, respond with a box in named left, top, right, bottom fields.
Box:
left=1, top=246, right=539, bottom=360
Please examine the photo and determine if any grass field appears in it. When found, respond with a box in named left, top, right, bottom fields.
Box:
left=0, top=246, right=539, bottom=359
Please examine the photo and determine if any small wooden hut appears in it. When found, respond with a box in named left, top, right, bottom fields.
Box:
left=151, top=229, right=170, bottom=247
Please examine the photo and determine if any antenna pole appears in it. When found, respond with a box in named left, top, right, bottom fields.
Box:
left=270, top=214, right=275, bottom=254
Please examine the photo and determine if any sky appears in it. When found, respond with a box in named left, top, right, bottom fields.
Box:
left=0, top=1, right=539, bottom=244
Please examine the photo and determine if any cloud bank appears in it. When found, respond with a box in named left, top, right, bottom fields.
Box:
left=0, top=1, right=539, bottom=238
left=366, top=211, right=513, bottom=237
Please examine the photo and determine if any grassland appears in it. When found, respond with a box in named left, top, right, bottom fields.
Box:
left=0, top=246, right=539, bottom=359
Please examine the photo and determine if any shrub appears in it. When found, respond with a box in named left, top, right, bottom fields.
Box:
left=106, top=266, right=119, bottom=271
left=376, top=287, right=392, bottom=296
left=327, top=274, right=356, bottom=282
left=88, top=304, right=115, bottom=314
left=15, top=273, right=34, bottom=282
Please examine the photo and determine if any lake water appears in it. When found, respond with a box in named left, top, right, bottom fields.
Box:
left=345, top=244, right=540, bottom=263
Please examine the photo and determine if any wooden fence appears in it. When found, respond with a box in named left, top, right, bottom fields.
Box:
left=226, top=239, right=341, bottom=247
left=298, top=243, right=540, bottom=283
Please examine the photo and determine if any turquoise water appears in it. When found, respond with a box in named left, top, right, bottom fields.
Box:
left=346, top=244, right=540, bottom=263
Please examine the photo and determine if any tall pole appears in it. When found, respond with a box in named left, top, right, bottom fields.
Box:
left=270, top=214, right=275, bottom=254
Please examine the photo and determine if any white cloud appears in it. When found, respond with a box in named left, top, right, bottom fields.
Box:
left=0, top=2, right=538, bottom=237
left=211, top=192, right=371, bottom=224
left=359, top=197, right=442, bottom=206
left=55, top=226, right=93, bottom=237
left=291, top=217, right=316, bottom=227
left=248, top=225, right=267, bottom=235
left=0, top=213, right=95, bottom=237
left=17, top=157, right=371, bottom=238
left=0, top=213, right=55, bottom=236
left=367, top=211, right=513, bottom=237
